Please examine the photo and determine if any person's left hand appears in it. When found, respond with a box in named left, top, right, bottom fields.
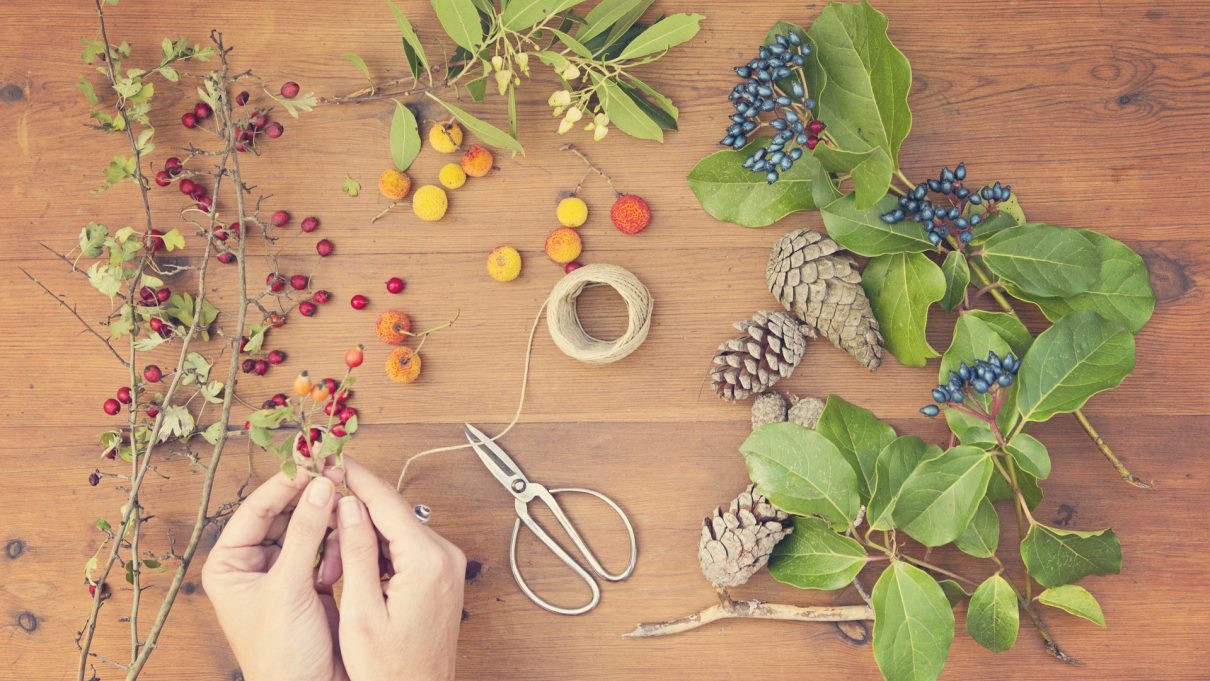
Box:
left=202, top=472, right=348, bottom=681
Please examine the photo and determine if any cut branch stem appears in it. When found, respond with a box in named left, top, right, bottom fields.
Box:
left=625, top=589, right=872, bottom=638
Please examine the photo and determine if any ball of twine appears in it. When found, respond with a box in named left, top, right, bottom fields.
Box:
left=545, top=263, right=653, bottom=364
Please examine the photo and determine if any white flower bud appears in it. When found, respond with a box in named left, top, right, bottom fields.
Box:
left=490, top=55, right=504, bottom=72
left=495, top=70, right=512, bottom=95
left=561, top=63, right=581, bottom=80
left=558, top=117, right=574, bottom=134
left=547, top=90, right=572, bottom=107
left=564, top=107, right=583, bottom=123
left=593, top=113, right=609, bottom=127
left=593, top=124, right=609, bottom=141
left=515, top=52, right=529, bottom=73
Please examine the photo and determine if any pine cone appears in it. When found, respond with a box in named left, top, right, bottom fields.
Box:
left=699, top=484, right=793, bottom=588
left=767, top=229, right=884, bottom=370
left=751, top=391, right=789, bottom=430
left=788, top=396, right=825, bottom=429
left=710, top=311, right=812, bottom=402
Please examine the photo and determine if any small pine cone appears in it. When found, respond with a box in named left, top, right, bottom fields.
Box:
left=751, top=392, right=789, bottom=430
left=699, top=484, right=794, bottom=588
left=767, top=229, right=884, bottom=370
left=788, top=396, right=825, bottom=429
left=710, top=311, right=813, bottom=402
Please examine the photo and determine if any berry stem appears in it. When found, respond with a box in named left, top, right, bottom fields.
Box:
left=560, top=143, right=618, bottom=196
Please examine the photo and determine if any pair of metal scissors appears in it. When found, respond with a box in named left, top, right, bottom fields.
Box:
left=464, top=423, right=637, bottom=615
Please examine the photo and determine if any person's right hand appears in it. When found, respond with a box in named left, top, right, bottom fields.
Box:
left=335, top=457, right=467, bottom=681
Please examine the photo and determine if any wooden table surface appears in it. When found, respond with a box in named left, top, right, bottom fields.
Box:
left=2, top=0, right=1209, bottom=678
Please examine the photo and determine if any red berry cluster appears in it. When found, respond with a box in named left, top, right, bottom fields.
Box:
left=101, top=364, right=166, bottom=421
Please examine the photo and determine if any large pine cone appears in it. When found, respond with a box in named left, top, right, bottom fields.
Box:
left=710, top=311, right=812, bottom=402
left=699, top=484, right=793, bottom=588
left=767, top=229, right=884, bottom=370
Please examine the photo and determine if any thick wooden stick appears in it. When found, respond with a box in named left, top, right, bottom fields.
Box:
left=626, top=591, right=872, bottom=639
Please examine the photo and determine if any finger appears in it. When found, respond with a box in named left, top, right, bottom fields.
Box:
left=215, top=472, right=308, bottom=550
left=317, top=528, right=343, bottom=588
left=342, top=457, right=432, bottom=567
left=272, top=476, right=338, bottom=582
left=336, top=496, right=387, bottom=620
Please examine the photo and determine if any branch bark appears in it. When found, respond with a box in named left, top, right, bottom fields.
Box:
left=625, top=589, right=873, bottom=639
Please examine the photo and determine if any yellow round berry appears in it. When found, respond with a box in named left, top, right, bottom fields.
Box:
left=378, top=168, right=412, bottom=201
left=486, top=246, right=522, bottom=282
left=429, top=122, right=463, bottom=153
left=556, top=196, right=588, bottom=228
left=412, top=185, right=448, bottom=221
left=544, top=227, right=582, bottom=264
left=438, top=163, right=467, bottom=189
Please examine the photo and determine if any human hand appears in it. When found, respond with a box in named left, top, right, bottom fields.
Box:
left=335, top=457, right=466, bottom=681
left=202, top=471, right=347, bottom=681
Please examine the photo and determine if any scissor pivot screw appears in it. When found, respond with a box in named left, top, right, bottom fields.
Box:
left=512, top=480, right=526, bottom=493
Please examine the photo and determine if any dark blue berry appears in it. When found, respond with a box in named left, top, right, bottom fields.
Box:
left=920, top=405, right=940, bottom=417
left=955, top=162, right=966, bottom=180
left=973, top=379, right=990, bottom=394
left=959, top=230, right=973, bottom=244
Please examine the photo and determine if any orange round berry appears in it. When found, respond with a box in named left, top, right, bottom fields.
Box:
left=378, top=168, right=412, bottom=201
left=544, top=227, right=583, bottom=264
left=385, top=346, right=422, bottom=384
left=292, top=371, right=312, bottom=396
left=310, top=385, right=331, bottom=402
left=460, top=145, right=494, bottom=178
left=375, top=310, right=412, bottom=345
left=610, top=194, right=651, bottom=235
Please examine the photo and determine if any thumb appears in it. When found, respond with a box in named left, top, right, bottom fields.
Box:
left=336, top=496, right=387, bottom=621
left=273, top=476, right=337, bottom=583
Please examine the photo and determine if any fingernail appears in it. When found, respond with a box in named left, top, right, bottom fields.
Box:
left=306, top=477, right=334, bottom=507
left=338, top=497, right=362, bottom=527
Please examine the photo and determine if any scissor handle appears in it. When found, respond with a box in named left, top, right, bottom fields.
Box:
left=509, top=486, right=638, bottom=616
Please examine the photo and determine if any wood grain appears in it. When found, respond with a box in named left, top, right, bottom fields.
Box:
left=1, top=0, right=1208, bottom=679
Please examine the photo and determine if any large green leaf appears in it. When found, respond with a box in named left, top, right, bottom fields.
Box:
left=986, top=459, right=1043, bottom=509
left=501, top=0, right=585, bottom=30
left=389, top=101, right=420, bottom=171
left=954, top=497, right=999, bottom=558
left=616, top=13, right=704, bottom=59
left=1005, top=433, right=1050, bottom=480
left=962, top=310, right=1033, bottom=358
left=967, top=574, right=1019, bottom=653
left=968, top=193, right=1027, bottom=244
left=1015, top=310, right=1135, bottom=423
left=1020, top=524, right=1122, bottom=588
left=806, top=0, right=912, bottom=167
left=740, top=423, right=861, bottom=529
left=872, top=561, right=953, bottom=681
left=939, top=312, right=1016, bottom=385
left=687, top=140, right=831, bottom=227
left=595, top=75, right=663, bottom=141
left=944, top=409, right=996, bottom=450
left=895, top=445, right=993, bottom=547
left=938, top=579, right=971, bottom=608
left=822, top=194, right=933, bottom=256
left=980, top=224, right=1099, bottom=298
left=388, top=1, right=430, bottom=81
left=431, top=0, right=483, bottom=52
left=1036, top=584, right=1106, bottom=627
left=428, top=95, right=525, bottom=156
left=576, top=0, right=654, bottom=43
left=862, top=252, right=946, bottom=367
left=939, top=251, right=969, bottom=311
left=769, top=517, right=867, bottom=590
left=812, top=145, right=893, bottom=210
left=868, top=436, right=941, bottom=530
left=815, top=395, right=897, bottom=501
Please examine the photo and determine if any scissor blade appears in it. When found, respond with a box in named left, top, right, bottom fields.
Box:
left=464, top=423, right=526, bottom=489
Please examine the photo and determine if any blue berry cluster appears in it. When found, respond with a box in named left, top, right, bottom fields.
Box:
left=721, top=31, right=825, bottom=184
left=919, top=351, right=1020, bottom=417
left=880, top=163, right=1013, bottom=246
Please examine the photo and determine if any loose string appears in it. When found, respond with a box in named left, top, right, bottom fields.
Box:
left=395, top=264, right=653, bottom=492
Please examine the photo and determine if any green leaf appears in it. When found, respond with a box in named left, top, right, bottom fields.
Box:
left=1020, top=524, right=1122, bottom=588
left=687, top=140, right=829, bottom=227
left=87, top=262, right=123, bottom=298
left=428, top=95, right=525, bottom=156
left=872, top=561, right=953, bottom=681
left=615, top=13, right=703, bottom=59
left=895, top=446, right=993, bottom=547
left=77, top=76, right=97, bottom=106
left=968, top=194, right=1027, bottom=245
left=739, top=422, right=861, bottom=530
left=1015, top=310, right=1135, bottom=423
left=938, top=310, right=1018, bottom=412
left=1006, top=433, right=1050, bottom=480
left=814, top=395, right=896, bottom=502
left=390, top=101, right=420, bottom=171
left=967, top=574, right=1019, bottom=653
left=768, top=517, right=867, bottom=590
left=1017, top=230, right=1155, bottom=333
left=342, top=175, right=361, bottom=197
left=938, top=579, right=971, bottom=607
left=431, top=0, right=483, bottom=52
left=344, top=52, right=374, bottom=88
left=944, top=409, right=996, bottom=450
left=250, top=426, right=274, bottom=448
left=939, top=251, right=969, bottom=311
left=806, top=0, right=912, bottom=167
left=161, top=228, right=185, bottom=252
left=962, top=310, right=1033, bottom=358
left=986, top=459, right=1043, bottom=509
left=594, top=75, right=662, bottom=141
left=622, top=74, right=678, bottom=121
left=980, top=224, right=1099, bottom=298
left=868, top=436, right=942, bottom=531
left=822, top=194, right=933, bottom=256
left=1036, top=585, right=1106, bottom=627
left=96, top=517, right=112, bottom=533
left=249, top=406, right=292, bottom=429
left=80, top=222, right=108, bottom=257
left=502, top=0, right=585, bottom=30
left=507, top=84, right=518, bottom=138
left=862, top=252, right=945, bottom=367
left=812, top=145, right=893, bottom=210
left=576, top=0, right=654, bottom=43
left=618, top=82, right=676, bottom=131
left=159, top=405, right=195, bottom=443
left=546, top=27, right=593, bottom=59
left=389, top=0, right=430, bottom=81
left=954, top=498, right=999, bottom=558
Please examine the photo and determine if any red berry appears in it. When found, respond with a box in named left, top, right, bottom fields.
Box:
left=610, top=194, right=652, bottom=235
left=148, top=317, right=164, bottom=333
left=140, top=286, right=156, bottom=303
left=253, top=359, right=269, bottom=376
left=267, top=350, right=286, bottom=365
left=249, top=113, right=268, bottom=130
left=235, top=91, right=250, bottom=106
left=289, top=274, right=308, bottom=291
left=309, top=427, right=322, bottom=443
left=164, top=157, right=183, bottom=175
left=157, top=322, right=174, bottom=339
left=262, top=399, right=277, bottom=409
left=564, top=261, right=583, bottom=274
left=147, top=404, right=160, bottom=419
left=298, top=300, right=318, bottom=317
left=213, top=226, right=229, bottom=242
left=243, top=420, right=251, bottom=430
left=350, top=294, right=368, bottom=310
left=297, top=441, right=311, bottom=458
left=265, top=121, right=284, bottom=139
left=241, top=358, right=255, bottom=373
left=154, top=170, right=171, bottom=187
left=179, top=179, right=197, bottom=195
left=280, top=81, right=300, bottom=98
left=181, top=112, right=198, bottom=128
left=338, top=407, right=357, bottom=423
left=269, top=312, right=287, bottom=328
left=116, top=386, right=132, bottom=404
left=228, top=222, right=242, bottom=239
left=316, top=239, right=334, bottom=257
left=239, top=336, right=250, bottom=353
left=335, top=389, right=353, bottom=403
left=235, top=142, right=248, bottom=153
left=143, top=364, right=163, bottom=383
left=807, top=119, right=826, bottom=135
left=272, top=393, right=288, bottom=406
left=197, top=196, right=213, bottom=213
left=145, top=229, right=166, bottom=252
left=331, top=426, right=347, bottom=437
left=270, top=210, right=290, bottom=227
left=386, top=277, right=405, bottom=294
left=345, top=346, right=365, bottom=368
left=300, top=216, right=319, bottom=233
left=217, top=252, right=236, bottom=264
left=806, top=135, right=820, bottom=150
left=103, top=398, right=121, bottom=416
left=312, top=290, right=331, bottom=304
left=156, top=288, right=171, bottom=303
left=321, top=378, right=338, bottom=393
left=194, top=102, right=213, bottom=120
left=324, top=401, right=336, bottom=416
left=238, top=127, right=255, bottom=142
left=267, top=273, right=286, bottom=292
left=189, top=187, right=206, bottom=202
